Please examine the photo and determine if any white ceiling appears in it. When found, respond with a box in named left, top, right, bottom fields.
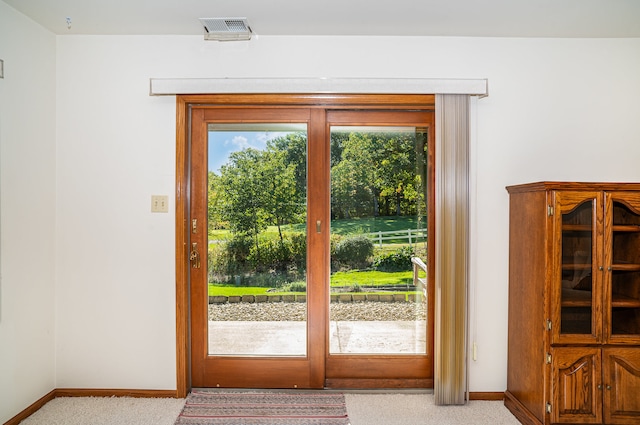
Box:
left=3, top=0, right=640, bottom=38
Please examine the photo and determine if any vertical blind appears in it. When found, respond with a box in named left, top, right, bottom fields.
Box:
left=434, top=94, right=470, bottom=405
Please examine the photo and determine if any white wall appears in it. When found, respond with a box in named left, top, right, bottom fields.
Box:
left=1, top=17, right=639, bottom=416
left=54, top=34, right=640, bottom=393
left=54, top=36, right=178, bottom=389
left=0, top=2, right=57, bottom=422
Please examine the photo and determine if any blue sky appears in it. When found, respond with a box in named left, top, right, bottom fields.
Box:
left=208, top=131, right=290, bottom=173
left=208, top=125, right=414, bottom=172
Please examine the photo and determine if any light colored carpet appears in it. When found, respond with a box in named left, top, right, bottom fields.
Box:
left=18, top=393, right=520, bottom=425
left=345, top=394, right=520, bottom=425
left=19, top=397, right=185, bottom=425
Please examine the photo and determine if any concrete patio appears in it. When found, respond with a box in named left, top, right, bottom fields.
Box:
left=208, top=320, right=427, bottom=356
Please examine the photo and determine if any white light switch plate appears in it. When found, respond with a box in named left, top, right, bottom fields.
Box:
left=151, top=195, right=169, bottom=213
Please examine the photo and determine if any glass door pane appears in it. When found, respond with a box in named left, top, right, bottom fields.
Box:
left=329, top=125, right=428, bottom=355
left=207, top=123, right=308, bottom=356
left=609, top=197, right=640, bottom=337
left=560, top=199, right=595, bottom=336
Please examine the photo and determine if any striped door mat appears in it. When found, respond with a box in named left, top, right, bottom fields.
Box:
left=175, top=391, right=351, bottom=425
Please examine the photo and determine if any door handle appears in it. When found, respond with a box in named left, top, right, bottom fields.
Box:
left=189, top=243, right=201, bottom=269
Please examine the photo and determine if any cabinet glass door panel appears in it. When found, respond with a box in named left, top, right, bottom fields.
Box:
left=608, top=195, right=640, bottom=340
left=560, top=201, right=594, bottom=335
left=555, top=192, right=601, bottom=343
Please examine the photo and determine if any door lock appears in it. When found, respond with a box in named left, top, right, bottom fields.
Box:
left=189, top=243, right=201, bottom=269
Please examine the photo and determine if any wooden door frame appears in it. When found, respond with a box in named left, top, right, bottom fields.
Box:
left=175, top=93, right=436, bottom=397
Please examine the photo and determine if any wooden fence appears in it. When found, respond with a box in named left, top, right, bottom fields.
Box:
left=366, top=228, right=427, bottom=247
left=209, top=227, right=427, bottom=248
left=411, top=256, right=428, bottom=298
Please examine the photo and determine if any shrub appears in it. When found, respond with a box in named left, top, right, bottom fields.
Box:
left=333, top=235, right=374, bottom=270
left=224, top=235, right=253, bottom=273
left=208, top=235, right=253, bottom=279
left=349, top=283, right=363, bottom=293
left=208, top=243, right=227, bottom=282
left=287, top=282, right=307, bottom=292
left=244, top=270, right=292, bottom=288
left=329, top=234, right=344, bottom=271
left=247, top=232, right=306, bottom=273
left=287, top=232, right=307, bottom=270
left=372, top=246, right=415, bottom=272
left=249, top=238, right=291, bottom=272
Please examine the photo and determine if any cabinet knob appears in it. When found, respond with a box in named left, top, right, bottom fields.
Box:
left=597, top=384, right=602, bottom=390
left=599, top=266, right=604, bottom=271
left=606, top=385, right=611, bottom=390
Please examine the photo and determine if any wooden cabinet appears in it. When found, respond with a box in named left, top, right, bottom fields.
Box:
left=505, top=182, right=640, bottom=425
left=603, top=348, right=640, bottom=424
left=551, top=347, right=602, bottom=424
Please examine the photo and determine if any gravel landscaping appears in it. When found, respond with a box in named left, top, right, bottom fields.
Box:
left=209, top=301, right=427, bottom=321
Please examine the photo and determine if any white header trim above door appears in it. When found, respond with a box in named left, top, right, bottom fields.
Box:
left=149, top=78, right=488, bottom=97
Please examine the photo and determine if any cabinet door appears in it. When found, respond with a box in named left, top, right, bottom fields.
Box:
left=604, top=193, right=640, bottom=345
left=552, top=191, right=604, bottom=345
left=603, top=348, right=640, bottom=424
left=551, top=347, right=602, bottom=424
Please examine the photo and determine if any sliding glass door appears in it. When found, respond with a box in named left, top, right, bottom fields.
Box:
left=185, top=99, right=434, bottom=389
left=207, top=123, right=308, bottom=357
left=189, top=108, right=324, bottom=388
left=328, top=124, right=428, bottom=355
left=325, top=110, right=434, bottom=388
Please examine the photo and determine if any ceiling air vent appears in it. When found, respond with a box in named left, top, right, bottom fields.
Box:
left=199, top=18, right=252, bottom=41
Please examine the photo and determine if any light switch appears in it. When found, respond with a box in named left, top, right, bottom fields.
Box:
left=151, top=195, right=169, bottom=213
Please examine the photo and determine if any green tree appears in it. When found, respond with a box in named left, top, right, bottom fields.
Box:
left=216, top=144, right=306, bottom=250
left=330, top=130, right=425, bottom=218
left=217, top=148, right=269, bottom=252
left=331, top=157, right=359, bottom=219
left=268, top=133, right=307, bottom=199
left=207, top=171, right=225, bottom=233
left=261, top=149, right=304, bottom=241
left=376, top=133, right=415, bottom=216
left=331, top=132, right=380, bottom=218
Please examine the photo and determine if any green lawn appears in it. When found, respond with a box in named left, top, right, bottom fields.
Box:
left=330, top=270, right=414, bottom=287
left=208, top=285, right=309, bottom=297
left=210, top=215, right=426, bottom=240
left=209, top=269, right=421, bottom=296
left=208, top=216, right=427, bottom=297
left=326, top=216, right=426, bottom=236
left=208, top=285, right=273, bottom=297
